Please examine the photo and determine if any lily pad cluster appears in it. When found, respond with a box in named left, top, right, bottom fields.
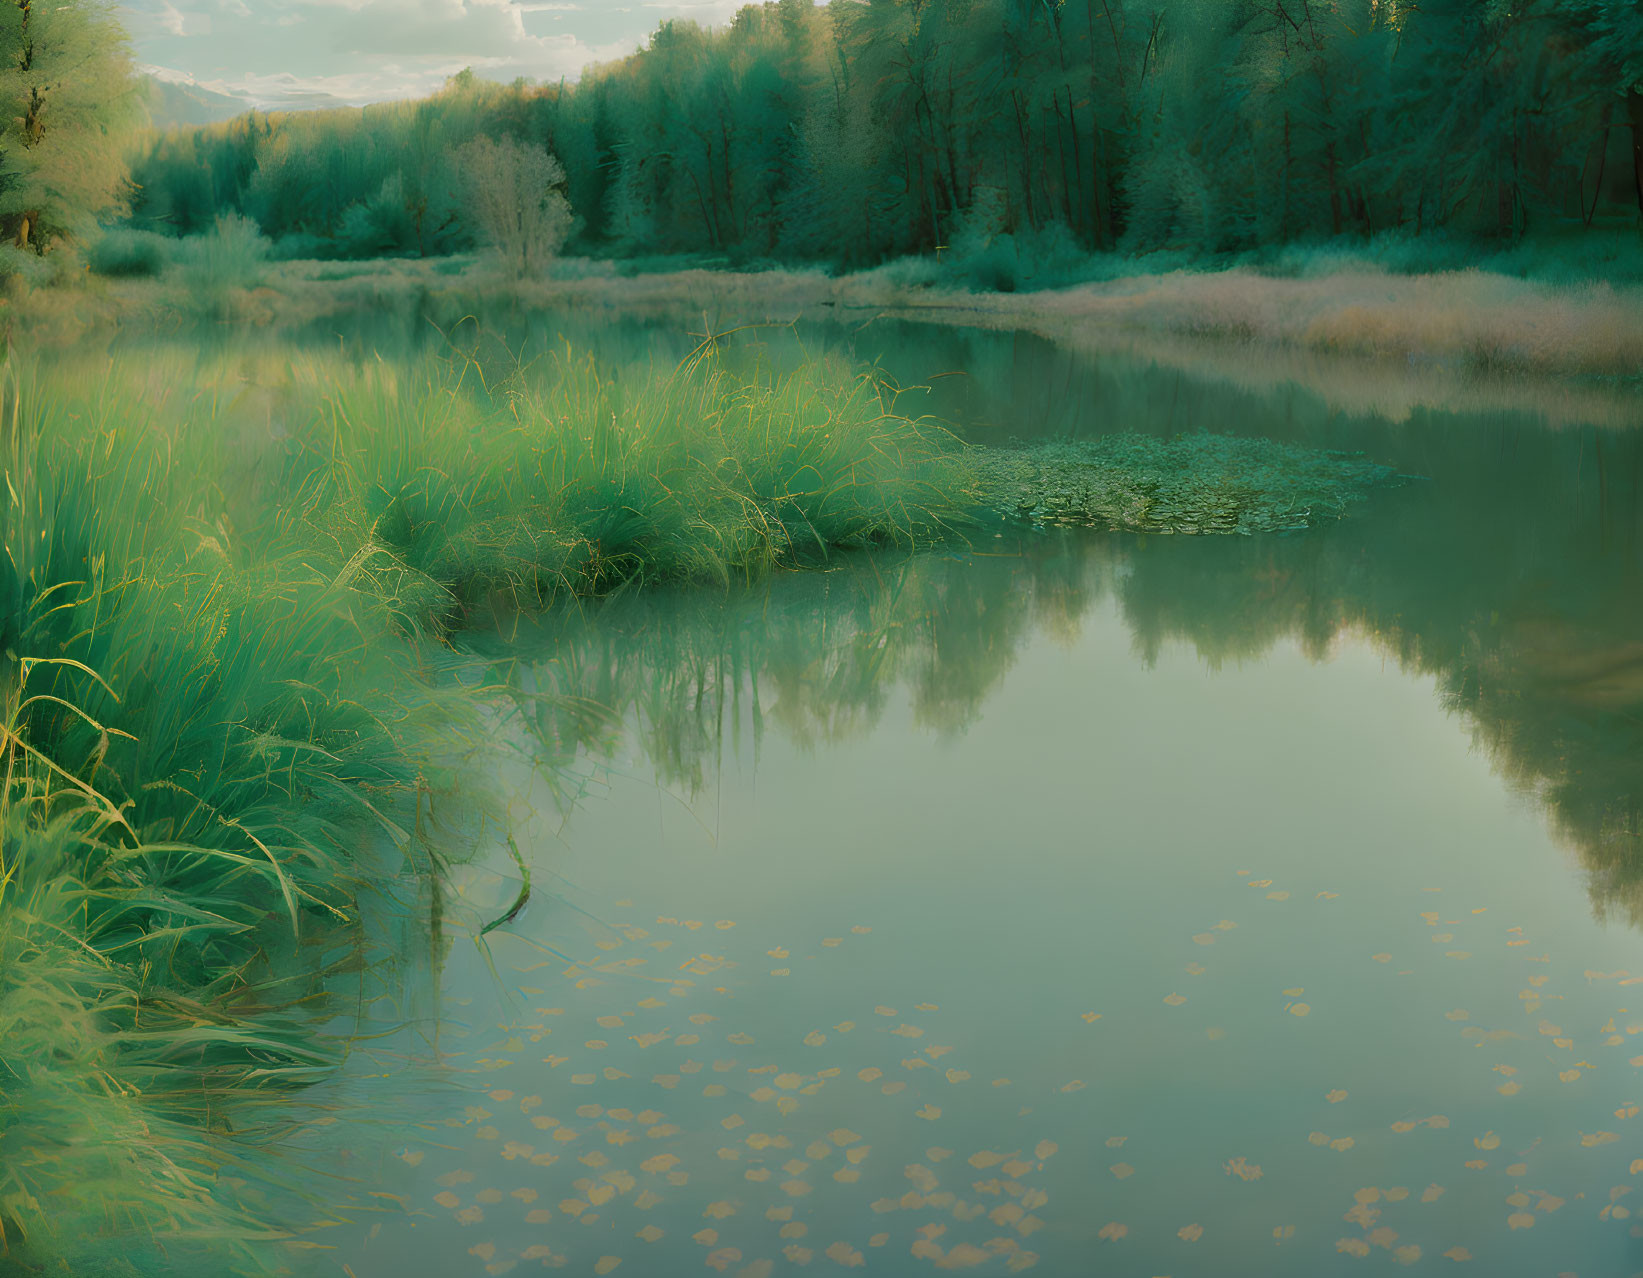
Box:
left=969, top=433, right=1401, bottom=535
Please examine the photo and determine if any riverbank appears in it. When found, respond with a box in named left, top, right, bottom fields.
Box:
left=31, top=251, right=1643, bottom=388
left=0, top=345, right=967, bottom=1275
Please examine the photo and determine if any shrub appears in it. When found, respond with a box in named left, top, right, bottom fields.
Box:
left=86, top=228, right=174, bottom=278
left=175, top=212, right=271, bottom=312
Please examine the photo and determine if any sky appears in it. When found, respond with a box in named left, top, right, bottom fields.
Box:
left=119, top=0, right=751, bottom=110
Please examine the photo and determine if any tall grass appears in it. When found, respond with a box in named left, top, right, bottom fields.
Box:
left=279, top=343, right=969, bottom=633
left=0, top=341, right=970, bottom=1272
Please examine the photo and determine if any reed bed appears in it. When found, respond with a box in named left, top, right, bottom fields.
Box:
left=0, top=344, right=969, bottom=1273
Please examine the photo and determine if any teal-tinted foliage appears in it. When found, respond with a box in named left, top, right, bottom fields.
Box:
left=124, top=0, right=1643, bottom=271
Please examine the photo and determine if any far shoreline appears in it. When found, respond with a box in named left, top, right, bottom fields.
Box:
left=16, top=253, right=1643, bottom=427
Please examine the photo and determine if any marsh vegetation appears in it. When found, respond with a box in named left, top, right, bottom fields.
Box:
left=3, top=0, right=1643, bottom=1273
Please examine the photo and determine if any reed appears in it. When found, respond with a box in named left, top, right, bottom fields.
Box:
left=0, top=341, right=970, bottom=1272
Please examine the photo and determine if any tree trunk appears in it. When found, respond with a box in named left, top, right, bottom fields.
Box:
left=1629, top=88, right=1643, bottom=219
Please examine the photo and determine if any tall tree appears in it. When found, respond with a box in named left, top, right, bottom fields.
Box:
left=0, top=0, right=140, bottom=250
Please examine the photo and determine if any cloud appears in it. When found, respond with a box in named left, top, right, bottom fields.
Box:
left=118, top=0, right=757, bottom=105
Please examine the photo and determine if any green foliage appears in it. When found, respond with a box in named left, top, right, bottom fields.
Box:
left=285, top=345, right=969, bottom=628
left=87, top=227, right=173, bottom=277
left=119, top=0, right=1643, bottom=273
left=0, top=0, right=142, bottom=253
left=174, top=213, right=270, bottom=312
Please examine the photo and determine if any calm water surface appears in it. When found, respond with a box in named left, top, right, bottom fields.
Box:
left=289, top=323, right=1643, bottom=1278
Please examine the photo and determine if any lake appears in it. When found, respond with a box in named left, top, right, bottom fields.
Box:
left=266, top=315, right=1643, bottom=1278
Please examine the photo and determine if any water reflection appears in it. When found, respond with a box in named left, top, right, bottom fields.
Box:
left=504, top=417, right=1643, bottom=927
left=322, top=501, right=1643, bottom=1278
left=95, top=317, right=1637, bottom=1276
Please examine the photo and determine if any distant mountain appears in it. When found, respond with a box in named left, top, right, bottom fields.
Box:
left=138, top=74, right=255, bottom=129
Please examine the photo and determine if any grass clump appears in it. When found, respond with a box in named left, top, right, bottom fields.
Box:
left=0, top=364, right=464, bottom=1272
left=969, top=434, right=1400, bottom=535
left=285, top=344, right=969, bottom=631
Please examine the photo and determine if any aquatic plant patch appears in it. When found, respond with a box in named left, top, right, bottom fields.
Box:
left=970, top=433, right=1401, bottom=535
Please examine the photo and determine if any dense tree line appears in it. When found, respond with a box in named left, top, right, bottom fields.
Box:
left=116, top=0, right=1643, bottom=269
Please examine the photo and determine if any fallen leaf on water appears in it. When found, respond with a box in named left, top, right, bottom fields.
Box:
left=1096, top=1223, right=1127, bottom=1241
left=1326, top=1090, right=1349, bottom=1104
left=1164, top=993, right=1187, bottom=1006
left=1289, top=1003, right=1311, bottom=1018
left=1337, top=1239, right=1370, bottom=1257
left=1110, top=1163, right=1134, bottom=1179
left=1443, top=1248, right=1473, bottom=1261
left=1179, top=1224, right=1203, bottom=1242
left=1507, top=1212, right=1535, bottom=1230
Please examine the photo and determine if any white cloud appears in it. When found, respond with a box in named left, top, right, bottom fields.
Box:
left=119, top=0, right=769, bottom=106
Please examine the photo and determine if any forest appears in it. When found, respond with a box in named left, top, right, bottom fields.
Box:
left=11, top=0, right=1643, bottom=289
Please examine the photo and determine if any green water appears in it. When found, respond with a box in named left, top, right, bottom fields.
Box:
left=263, top=321, right=1643, bottom=1278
